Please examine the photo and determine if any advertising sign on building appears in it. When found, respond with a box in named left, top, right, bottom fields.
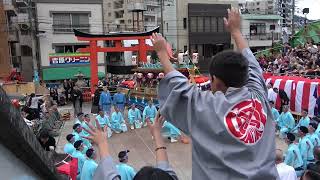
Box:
left=49, top=53, right=90, bottom=65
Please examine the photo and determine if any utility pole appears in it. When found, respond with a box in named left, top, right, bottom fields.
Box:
left=291, top=0, right=295, bottom=35
left=27, top=0, right=39, bottom=83
left=160, top=0, right=164, bottom=35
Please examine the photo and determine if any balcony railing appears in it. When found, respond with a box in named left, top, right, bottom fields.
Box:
left=52, top=24, right=90, bottom=33
left=248, top=33, right=281, bottom=41
left=145, top=0, right=160, bottom=6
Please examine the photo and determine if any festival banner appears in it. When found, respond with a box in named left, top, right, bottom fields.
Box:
left=49, top=53, right=90, bottom=65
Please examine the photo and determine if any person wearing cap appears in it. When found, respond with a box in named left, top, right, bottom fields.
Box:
left=116, top=150, right=136, bottom=180
left=143, top=100, right=157, bottom=127
left=75, top=113, right=84, bottom=125
left=73, top=123, right=89, bottom=154
left=293, top=109, right=310, bottom=134
left=95, top=110, right=112, bottom=138
left=162, top=120, right=182, bottom=143
left=298, top=126, right=315, bottom=168
left=128, top=104, right=142, bottom=129
left=284, top=132, right=304, bottom=177
left=113, top=88, right=126, bottom=113
left=72, top=140, right=87, bottom=177
left=81, top=149, right=98, bottom=180
left=99, top=87, right=113, bottom=115
left=276, top=105, right=295, bottom=138
left=64, top=134, right=76, bottom=155
left=308, top=122, right=320, bottom=147
left=111, top=106, right=127, bottom=133
left=270, top=101, right=280, bottom=122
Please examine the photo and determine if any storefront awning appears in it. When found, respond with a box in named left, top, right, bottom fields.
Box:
left=42, top=66, right=105, bottom=81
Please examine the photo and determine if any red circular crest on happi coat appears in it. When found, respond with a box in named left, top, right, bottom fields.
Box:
left=224, top=99, right=267, bottom=145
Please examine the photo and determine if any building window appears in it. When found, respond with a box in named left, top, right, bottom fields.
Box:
left=128, top=19, right=132, bottom=24
left=184, top=45, right=188, bottom=53
left=21, top=45, right=32, bottom=56
left=52, top=13, right=90, bottom=33
left=108, top=3, right=111, bottom=7
left=217, top=17, right=224, bottom=32
left=183, top=18, right=187, bottom=29
left=204, top=17, right=210, bottom=32
left=190, top=17, right=197, bottom=32
left=250, top=23, right=266, bottom=35
left=54, top=45, right=88, bottom=53
left=211, top=17, right=217, bottom=32
left=197, top=17, right=204, bottom=32
left=108, top=12, right=112, bottom=17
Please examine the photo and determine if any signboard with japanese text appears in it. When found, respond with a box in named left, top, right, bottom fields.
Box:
left=49, top=53, right=90, bottom=65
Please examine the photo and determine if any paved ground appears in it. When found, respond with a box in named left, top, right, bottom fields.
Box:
left=56, top=103, right=287, bottom=180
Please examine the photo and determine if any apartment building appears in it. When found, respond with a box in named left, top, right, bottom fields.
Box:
left=35, top=0, right=105, bottom=81
left=241, top=14, right=282, bottom=52
left=0, top=0, right=11, bottom=78
left=245, top=0, right=276, bottom=15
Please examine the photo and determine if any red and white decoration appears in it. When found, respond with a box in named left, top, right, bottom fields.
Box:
left=265, top=76, right=320, bottom=116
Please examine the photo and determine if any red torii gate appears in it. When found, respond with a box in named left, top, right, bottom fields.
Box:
left=74, top=27, right=159, bottom=93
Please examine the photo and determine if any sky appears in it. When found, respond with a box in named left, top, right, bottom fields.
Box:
left=296, top=0, right=320, bottom=20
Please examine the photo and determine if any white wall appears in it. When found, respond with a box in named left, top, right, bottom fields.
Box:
left=0, top=144, right=41, bottom=180
left=37, top=3, right=104, bottom=67
left=163, top=0, right=178, bottom=50
left=241, top=18, right=281, bottom=47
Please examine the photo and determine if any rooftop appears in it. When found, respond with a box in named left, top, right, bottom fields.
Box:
left=241, top=14, right=283, bottom=20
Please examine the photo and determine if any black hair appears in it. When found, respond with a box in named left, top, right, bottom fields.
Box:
left=39, top=131, right=49, bottom=139
left=73, top=123, right=81, bottom=130
left=209, top=50, right=249, bottom=88
left=133, top=166, right=175, bottom=180
left=302, top=170, right=320, bottom=180
left=269, top=101, right=275, bottom=104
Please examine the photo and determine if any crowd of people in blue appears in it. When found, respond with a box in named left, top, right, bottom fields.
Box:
left=270, top=100, right=320, bottom=177
left=62, top=87, right=183, bottom=180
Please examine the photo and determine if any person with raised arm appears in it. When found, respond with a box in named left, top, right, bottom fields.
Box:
left=151, top=8, right=278, bottom=179
left=83, top=113, right=177, bottom=180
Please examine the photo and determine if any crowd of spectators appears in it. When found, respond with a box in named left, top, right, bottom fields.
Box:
left=258, top=43, right=320, bottom=77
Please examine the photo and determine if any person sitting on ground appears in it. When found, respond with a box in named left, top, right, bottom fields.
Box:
left=81, top=148, right=98, bottom=180
left=95, top=110, right=112, bottom=138
left=150, top=8, right=278, bottom=179
left=110, top=106, right=127, bottom=133
left=161, top=120, right=182, bottom=143
left=38, top=131, right=56, bottom=151
left=293, top=109, right=310, bottom=133
left=116, top=150, right=136, bottom=180
left=64, top=134, right=75, bottom=155
left=73, top=123, right=89, bottom=154
left=309, top=122, right=320, bottom=147
left=83, top=113, right=178, bottom=180
left=72, top=140, right=87, bottom=178
left=142, top=100, right=157, bottom=126
left=75, top=113, right=85, bottom=125
left=276, top=149, right=298, bottom=180
left=298, top=126, right=315, bottom=168
left=270, top=101, right=280, bottom=122
left=277, top=105, right=295, bottom=138
left=284, top=133, right=304, bottom=177
left=307, top=146, right=320, bottom=172
left=128, top=104, right=142, bottom=129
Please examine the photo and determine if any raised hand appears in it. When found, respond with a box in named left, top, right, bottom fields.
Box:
left=147, top=112, right=165, bottom=137
left=150, top=33, right=167, bottom=54
left=83, top=119, right=108, bottom=146
left=224, top=7, right=241, bottom=34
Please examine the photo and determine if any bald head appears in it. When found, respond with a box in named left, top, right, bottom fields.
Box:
left=276, top=149, right=283, bottom=164
left=314, top=146, right=320, bottom=161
